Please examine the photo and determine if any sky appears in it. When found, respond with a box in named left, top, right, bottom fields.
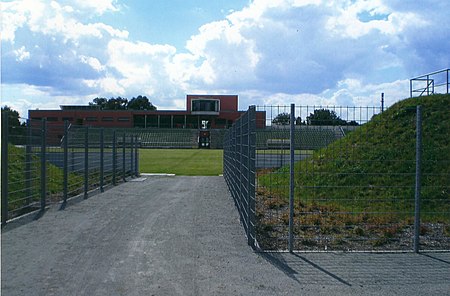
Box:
left=1, top=0, right=449, bottom=118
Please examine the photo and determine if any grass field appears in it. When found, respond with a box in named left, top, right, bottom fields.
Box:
left=139, top=149, right=223, bottom=176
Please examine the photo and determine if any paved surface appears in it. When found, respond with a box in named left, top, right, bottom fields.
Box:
left=1, top=176, right=449, bottom=296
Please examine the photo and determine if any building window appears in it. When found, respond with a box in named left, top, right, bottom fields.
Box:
left=117, top=117, right=130, bottom=122
left=191, top=99, right=220, bottom=113
left=102, top=117, right=114, bottom=122
left=86, top=117, right=98, bottom=122
left=62, top=117, right=74, bottom=121
left=46, top=117, right=58, bottom=122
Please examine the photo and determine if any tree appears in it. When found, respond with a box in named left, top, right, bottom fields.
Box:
left=272, top=112, right=290, bottom=125
left=306, top=109, right=347, bottom=126
left=105, top=97, right=128, bottom=110
left=295, top=116, right=305, bottom=125
left=127, top=95, right=156, bottom=110
left=88, top=95, right=157, bottom=110
left=89, top=97, right=108, bottom=110
left=1, top=106, right=26, bottom=140
left=1, top=106, right=23, bottom=129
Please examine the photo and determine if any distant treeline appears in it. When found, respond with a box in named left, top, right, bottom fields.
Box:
left=89, top=95, right=157, bottom=111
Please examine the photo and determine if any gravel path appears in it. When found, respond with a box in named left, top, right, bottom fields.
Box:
left=2, top=176, right=449, bottom=295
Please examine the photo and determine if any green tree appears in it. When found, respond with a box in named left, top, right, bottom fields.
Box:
left=105, top=97, right=128, bottom=110
left=127, top=95, right=157, bottom=110
left=1, top=106, right=24, bottom=129
left=89, top=97, right=108, bottom=109
left=272, top=112, right=290, bottom=125
left=1, top=106, right=26, bottom=141
left=295, top=116, right=305, bottom=125
left=306, top=109, right=348, bottom=126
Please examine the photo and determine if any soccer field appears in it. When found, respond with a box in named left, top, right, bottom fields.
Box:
left=139, top=149, right=223, bottom=176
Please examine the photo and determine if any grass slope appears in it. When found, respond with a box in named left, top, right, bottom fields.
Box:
left=6, top=145, right=84, bottom=214
left=259, top=94, right=450, bottom=222
left=139, top=149, right=223, bottom=176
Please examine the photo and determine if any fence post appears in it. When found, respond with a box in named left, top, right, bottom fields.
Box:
left=25, top=119, right=32, bottom=205
left=112, top=131, right=116, bottom=185
left=1, top=114, right=9, bottom=225
left=289, top=104, right=295, bottom=252
left=84, top=126, right=89, bottom=199
left=248, top=106, right=256, bottom=248
left=239, top=116, right=245, bottom=236
left=447, top=69, right=449, bottom=94
left=414, top=105, right=422, bottom=253
left=122, top=132, right=126, bottom=182
left=410, top=79, right=413, bottom=98
left=130, top=134, right=134, bottom=178
left=63, top=120, right=69, bottom=204
left=135, top=135, right=139, bottom=176
left=40, top=118, right=47, bottom=211
left=100, top=128, right=104, bottom=192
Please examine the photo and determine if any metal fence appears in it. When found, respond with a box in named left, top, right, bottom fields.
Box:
left=223, top=106, right=257, bottom=248
left=224, top=99, right=450, bottom=252
left=410, top=68, right=449, bottom=98
left=1, top=117, right=139, bottom=225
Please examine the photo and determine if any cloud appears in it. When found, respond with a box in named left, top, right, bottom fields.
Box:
left=179, top=0, right=448, bottom=98
left=72, top=0, right=120, bottom=15
left=13, top=46, right=30, bottom=62
left=1, top=0, right=449, bottom=119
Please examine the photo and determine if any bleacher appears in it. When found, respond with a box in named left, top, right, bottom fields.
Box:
left=134, top=129, right=197, bottom=149
left=257, top=126, right=346, bottom=150
left=65, top=127, right=198, bottom=149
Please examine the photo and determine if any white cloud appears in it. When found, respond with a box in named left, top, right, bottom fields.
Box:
left=0, top=0, right=39, bottom=43
left=1, top=0, right=128, bottom=44
left=73, top=0, right=120, bottom=15
left=79, top=55, right=105, bottom=72
left=83, top=77, right=125, bottom=95
left=1, top=0, right=449, bottom=118
left=13, top=46, right=31, bottom=62
left=1, top=83, right=91, bottom=118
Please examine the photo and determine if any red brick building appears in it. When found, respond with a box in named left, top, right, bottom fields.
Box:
left=29, top=94, right=265, bottom=129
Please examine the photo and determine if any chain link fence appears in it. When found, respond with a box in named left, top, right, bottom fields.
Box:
left=225, top=96, right=450, bottom=252
left=1, top=116, right=139, bottom=224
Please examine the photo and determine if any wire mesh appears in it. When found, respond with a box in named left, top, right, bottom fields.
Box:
left=223, top=106, right=256, bottom=248
left=254, top=102, right=449, bottom=251
left=1, top=117, right=137, bottom=223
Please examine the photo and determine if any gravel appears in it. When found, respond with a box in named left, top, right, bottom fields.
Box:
left=2, top=176, right=449, bottom=295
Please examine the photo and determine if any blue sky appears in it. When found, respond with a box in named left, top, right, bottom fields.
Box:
left=1, top=0, right=449, bottom=118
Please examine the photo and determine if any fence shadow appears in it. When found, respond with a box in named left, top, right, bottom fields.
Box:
left=257, top=252, right=300, bottom=283
left=258, top=251, right=352, bottom=286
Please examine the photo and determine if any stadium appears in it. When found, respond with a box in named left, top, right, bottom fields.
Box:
left=28, top=94, right=266, bottom=149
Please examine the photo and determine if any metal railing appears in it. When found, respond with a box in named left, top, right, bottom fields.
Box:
left=224, top=101, right=450, bottom=252
left=410, top=69, right=449, bottom=98
left=1, top=117, right=139, bottom=225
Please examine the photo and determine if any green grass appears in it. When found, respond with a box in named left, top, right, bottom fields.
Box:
left=139, top=149, right=223, bottom=176
left=6, top=144, right=84, bottom=214
left=258, top=94, right=450, bottom=222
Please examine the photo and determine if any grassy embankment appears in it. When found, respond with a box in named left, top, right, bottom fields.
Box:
left=258, top=94, right=450, bottom=223
left=6, top=145, right=84, bottom=215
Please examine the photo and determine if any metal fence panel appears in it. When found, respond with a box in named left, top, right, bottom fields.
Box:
left=1, top=116, right=138, bottom=224
left=223, top=106, right=256, bottom=248
left=254, top=102, right=449, bottom=252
